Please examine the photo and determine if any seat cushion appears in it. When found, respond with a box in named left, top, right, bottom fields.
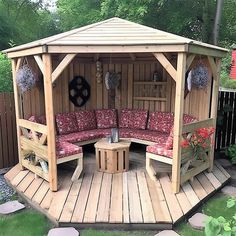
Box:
left=56, top=141, right=82, bottom=159
left=146, top=144, right=173, bottom=159
left=75, top=110, right=97, bottom=131
left=119, top=109, right=148, bottom=130
left=147, top=111, right=174, bottom=133
left=119, top=128, right=134, bottom=138
left=55, top=112, right=78, bottom=135
left=95, top=109, right=117, bottom=128
left=130, top=130, right=169, bottom=144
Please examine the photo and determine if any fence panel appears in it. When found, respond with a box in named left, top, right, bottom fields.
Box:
left=0, top=93, right=18, bottom=168
left=216, top=89, right=236, bottom=150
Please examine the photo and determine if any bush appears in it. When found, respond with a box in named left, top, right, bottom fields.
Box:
left=0, top=53, right=12, bottom=92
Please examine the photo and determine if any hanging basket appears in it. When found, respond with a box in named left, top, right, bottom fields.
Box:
left=16, top=65, right=37, bottom=93
left=191, top=63, right=209, bottom=89
left=105, top=72, right=120, bottom=90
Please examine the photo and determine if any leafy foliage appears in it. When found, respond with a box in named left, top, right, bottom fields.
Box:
left=205, top=198, right=236, bottom=236
left=0, top=53, right=12, bottom=92
left=225, top=144, right=236, bottom=164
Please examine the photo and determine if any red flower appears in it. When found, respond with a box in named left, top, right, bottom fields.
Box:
left=181, top=139, right=190, bottom=148
left=197, top=128, right=209, bottom=139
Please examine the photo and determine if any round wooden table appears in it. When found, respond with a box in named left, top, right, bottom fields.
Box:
left=94, top=138, right=131, bottom=173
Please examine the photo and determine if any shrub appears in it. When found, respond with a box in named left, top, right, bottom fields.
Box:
left=0, top=53, right=12, bottom=92
left=225, top=144, right=236, bottom=164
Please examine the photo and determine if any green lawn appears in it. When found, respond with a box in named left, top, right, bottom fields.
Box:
left=175, top=193, right=236, bottom=236
left=0, top=209, right=52, bottom=236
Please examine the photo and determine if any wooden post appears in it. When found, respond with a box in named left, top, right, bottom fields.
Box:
left=11, top=58, right=23, bottom=169
left=209, top=57, right=221, bottom=171
left=42, top=54, right=58, bottom=191
left=171, top=52, right=186, bottom=193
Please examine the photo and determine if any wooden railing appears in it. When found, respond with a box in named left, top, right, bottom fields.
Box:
left=180, top=118, right=214, bottom=184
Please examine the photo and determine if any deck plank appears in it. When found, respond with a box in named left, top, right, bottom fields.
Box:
left=32, top=181, right=50, bottom=205
left=175, top=187, right=192, bottom=214
left=204, top=172, right=221, bottom=189
left=40, top=188, right=53, bottom=210
left=128, top=171, right=143, bottom=223
left=122, top=172, right=130, bottom=223
left=4, top=164, right=21, bottom=181
left=96, top=173, right=112, bottom=222
left=146, top=174, right=172, bottom=223
left=17, top=172, right=35, bottom=193
left=109, top=173, right=123, bottom=223
left=84, top=172, right=103, bottom=223
left=181, top=182, right=199, bottom=206
left=196, top=173, right=215, bottom=194
left=214, top=161, right=231, bottom=179
left=137, top=171, right=155, bottom=223
left=190, top=177, right=207, bottom=200
left=48, top=174, right=72, bottom=220
left=60, top=178, right=83, bottom=222
left=159, top=174, right=183, bottom=223
left=11, top=170, right=29, bottom=186
left=71, top=171, right=93, bottom=223
left=24, top=177, right=44, bottom=199
left=212, top=165, right=228, bottom=184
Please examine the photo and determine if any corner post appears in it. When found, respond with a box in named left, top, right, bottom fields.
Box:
left=209, top=57, right=221, bottom=171
left=172, top=52, right=186, bottom=193
left=11, top=58, right=23, bottom=169
left=42, top=54, right=57, bottom=191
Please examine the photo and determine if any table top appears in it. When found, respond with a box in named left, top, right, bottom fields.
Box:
left=94, top=138, right=131, bottom=150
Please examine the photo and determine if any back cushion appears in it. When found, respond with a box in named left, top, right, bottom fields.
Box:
left=56, top=112, right=78, bottom=135
left=119, top=109, right=148, bottom=130
left=95, top=109, right=117, bottom=129
left=165, top=114, right=198, bottom=150
left=147, top=111, right=174, bottom=133
left=75, top=110, right=97, bottom=131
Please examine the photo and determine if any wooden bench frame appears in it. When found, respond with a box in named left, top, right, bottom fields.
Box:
left=19, top=119, right=83, bottom=183
left=146, top=118, right=214, bottom=186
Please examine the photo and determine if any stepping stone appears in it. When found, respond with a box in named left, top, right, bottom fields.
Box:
left=154, top=230, right=180, bottom=236
left=47, top=227, right=79, bottom=236
left=221, top=186, right=236, bottom=197
left=188, top=213, right=208, bottom=230
left=0, top=200, right=25, bottom=214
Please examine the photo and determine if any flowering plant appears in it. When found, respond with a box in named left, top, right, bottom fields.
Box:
left=181, top=127, right=215, bottom=161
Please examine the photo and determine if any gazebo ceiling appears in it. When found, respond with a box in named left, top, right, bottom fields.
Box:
left=3, top=17, right=227, bottom=58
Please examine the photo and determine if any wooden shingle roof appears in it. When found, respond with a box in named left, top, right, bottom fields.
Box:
left=3, top=17, right=227, bottom=57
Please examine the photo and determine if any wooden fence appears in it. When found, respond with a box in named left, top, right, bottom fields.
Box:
left=0, top=93, right=18, bottom=168
left=216, top=88, right=236, bottom=150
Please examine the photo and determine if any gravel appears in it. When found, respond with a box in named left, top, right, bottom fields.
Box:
left=0, top=174, right=15, bottom=203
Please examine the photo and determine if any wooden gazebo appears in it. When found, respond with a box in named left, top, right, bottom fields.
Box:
left=3, top=17, right=228, bottom=196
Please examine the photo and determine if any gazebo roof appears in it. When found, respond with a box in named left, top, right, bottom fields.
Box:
left=3, top=17, right=228, bottom=58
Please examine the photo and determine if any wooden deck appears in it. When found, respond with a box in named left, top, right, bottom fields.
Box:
left=4, top=146, right=230, bottom=230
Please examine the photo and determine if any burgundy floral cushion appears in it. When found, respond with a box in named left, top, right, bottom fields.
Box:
left=56, top=141, right=82, bottom=159
left=55, top=112, right=78, bottom=135
left=146, top=144, right=173, bottom=159
left=119, top=109, right=148, bottom=129
left=28, top=115, right=38, bottom=123
left=119, top=109, right=133, bottom=128
left=147, top=111, right=174, bottom=133
left=95, top=109, right=118, bottom=129
left=38, top=115, right=46, bottom=125
left=130, top=130, right=169, bottom=144
left=165, top=114, right=198, bottom=150
left=119, top=128, right=134, bottom=138
left=75, top=110, right=97, bottom=131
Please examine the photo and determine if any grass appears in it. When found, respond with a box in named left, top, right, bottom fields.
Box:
left=0, top=209, right=52, bottom=236
left=175, top=193, right=236, bottom=236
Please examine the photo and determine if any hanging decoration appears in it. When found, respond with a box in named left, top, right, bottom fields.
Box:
left=16, top=64, right=37, bottom=93
left=191, top=62, right=209, bottom=89
left=105, top=71, right=121, bottom=90
left=96, top=60, right=103, bottom=83
left=69, top=76, right=90, bottom=107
